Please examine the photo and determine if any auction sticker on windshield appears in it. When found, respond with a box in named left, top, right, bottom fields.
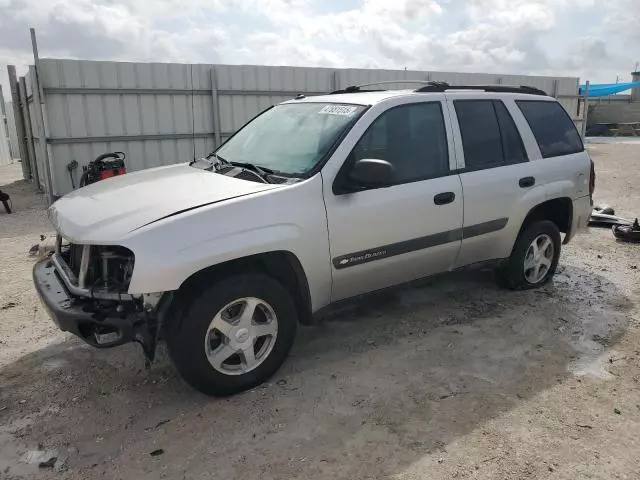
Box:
left=318, top=105, right=359, bottom=116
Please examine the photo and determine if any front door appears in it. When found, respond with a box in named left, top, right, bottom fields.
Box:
left=323, top=99, right=464, bottom=302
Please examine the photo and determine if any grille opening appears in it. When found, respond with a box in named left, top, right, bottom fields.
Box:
left=59, top=242, right=135, bottom=293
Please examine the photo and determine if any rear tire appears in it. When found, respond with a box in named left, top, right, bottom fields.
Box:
left=166, top=273, right=297, bottom=396
left=496, top=220, right=561, bottom=290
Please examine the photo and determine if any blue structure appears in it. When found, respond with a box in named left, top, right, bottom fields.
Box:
left=579, top=82, right=640, bottom=97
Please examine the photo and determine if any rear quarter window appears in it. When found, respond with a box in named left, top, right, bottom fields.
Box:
left=516, top=100, right=584, bottom=158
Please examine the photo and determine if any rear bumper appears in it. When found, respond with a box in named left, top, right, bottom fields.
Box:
left=33, top=259, right=136, bottom=348
left=565, top=195, right=592, bottom=244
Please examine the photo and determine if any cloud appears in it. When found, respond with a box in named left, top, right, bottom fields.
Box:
left=604, top=0, right=640, bottom=51
left=0, top=0, right=229, bottom=93
left=1, top=0, right=637, bottom=100
left=242, top=32, right=348, bottom=67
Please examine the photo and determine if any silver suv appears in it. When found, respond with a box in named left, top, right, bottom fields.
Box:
left=34, top=82, right=594, bottom=395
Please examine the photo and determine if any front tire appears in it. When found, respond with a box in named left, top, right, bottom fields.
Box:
left=166, top=273, right=297, bottom=396
left=496, top=220, right=561, bottom=290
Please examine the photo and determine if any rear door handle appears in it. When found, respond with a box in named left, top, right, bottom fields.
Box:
left=434, top=192, right=456, bottom=205
left=519, top=176, right=535, bottom=188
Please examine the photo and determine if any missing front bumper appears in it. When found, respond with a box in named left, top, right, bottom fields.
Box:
left=33, top=259, right=138, bottom=348
left=33, top=260, right=173, bottom=367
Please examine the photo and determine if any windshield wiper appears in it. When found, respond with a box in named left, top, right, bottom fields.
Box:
left=208, top=154, right=274, bottom=183
left=232, top=161, right=274, bottom=177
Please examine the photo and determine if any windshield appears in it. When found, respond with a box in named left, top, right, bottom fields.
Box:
left=214, top=102, right=366, bottom=176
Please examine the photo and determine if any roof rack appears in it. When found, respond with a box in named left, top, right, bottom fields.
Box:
left=331, top=81, right=547, bottom=96
left=331, top=80, right=438, bottom=94
left=415, top=82, right=547, bottom=96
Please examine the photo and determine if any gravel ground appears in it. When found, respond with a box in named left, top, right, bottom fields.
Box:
left=0, top=144, right=639, bottom=480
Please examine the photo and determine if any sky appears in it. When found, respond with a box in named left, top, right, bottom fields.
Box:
left=1, top=0, right=639, bottom=100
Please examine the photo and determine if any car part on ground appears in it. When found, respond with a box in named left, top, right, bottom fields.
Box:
left=0, top=189, right=11, bottom=214
left=612, top=219, right=640, bottom=243
left=28, top=234, right=55, bottom=259
left=593, top=203, right=615, bottom=215
left=589, top=212, right=633, bottom=227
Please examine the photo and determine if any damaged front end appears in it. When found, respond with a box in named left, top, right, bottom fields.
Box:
left=33, top=236, right=173, bottom=367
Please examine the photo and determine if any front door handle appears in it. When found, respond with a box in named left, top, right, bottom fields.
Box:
left=434, top=192, right=456, bottom=205
left=519, top=176, right=535, bottom=188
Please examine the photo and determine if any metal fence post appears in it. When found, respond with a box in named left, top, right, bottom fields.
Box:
left=581, top=80, right=590, bottom=139
left=18, top=77, right=40, bottom=189
left=7, top=66, right=30, bottom=179
left=29, top=65, right=54, bottom=203
left=30, top=28, right=45, bottom=103
left=29, top=28, right=55, bottom=202
left=210, top=66, right=222, bottom=148
left=331, top=70, right=340, bottom=92
left=0, top=85, right=14, bottom=168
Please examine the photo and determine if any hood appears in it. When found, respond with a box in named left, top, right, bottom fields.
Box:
left=49, top=163, right=278, bottom=242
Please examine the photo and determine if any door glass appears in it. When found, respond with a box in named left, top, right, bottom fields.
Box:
left=351, top=102, right=449, bottom=184
left=494, top=101, right=528, bottom=164
left=454, top=100, right=503, bottom=169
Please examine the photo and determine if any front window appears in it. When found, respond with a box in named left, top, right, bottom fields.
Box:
left=215, top=102, right=366, bottom=177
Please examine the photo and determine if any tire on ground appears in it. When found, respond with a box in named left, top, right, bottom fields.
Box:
left=166, top=273, right=298, bottom=396
left=496, top=220, right=561, bottom=290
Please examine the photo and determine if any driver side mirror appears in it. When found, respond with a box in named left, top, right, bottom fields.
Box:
left=347, top=158, right=395, bottom=190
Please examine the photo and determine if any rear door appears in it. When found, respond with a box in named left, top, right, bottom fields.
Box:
left=446, top=95, right=544, bottom=267
left=515, top=100, right=592, bottom=236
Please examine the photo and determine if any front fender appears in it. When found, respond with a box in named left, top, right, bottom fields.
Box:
left=128, top=224, right=304, bottom=294
left=123, top=174, right=332, bottom=311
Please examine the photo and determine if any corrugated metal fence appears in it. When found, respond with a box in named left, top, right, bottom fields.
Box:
left=7, top=59, right=582, bottom=198
left=0, top=86, right=14, bottom=166
left=5, top=101, right=20, bottom=160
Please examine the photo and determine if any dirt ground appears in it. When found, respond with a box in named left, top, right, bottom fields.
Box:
left=0, top=144, right=639, bottom=480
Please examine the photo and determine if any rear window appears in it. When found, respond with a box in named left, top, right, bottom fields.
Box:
left=516, top=101, right=583, bottom=158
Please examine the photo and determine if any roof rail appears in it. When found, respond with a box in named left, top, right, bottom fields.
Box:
left=414, top=83, right=547, bottom=96
left=330, top=81, right=547, bottom=96
left=331, top=80, right=440, bottom=94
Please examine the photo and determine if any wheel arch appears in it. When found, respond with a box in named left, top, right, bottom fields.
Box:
left=171, top=250, right=313, bottom=327
left=519, top=196, right=573, bottom=244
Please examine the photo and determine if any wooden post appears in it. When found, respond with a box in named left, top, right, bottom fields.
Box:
left=7, top=66, right=31, bottom=179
